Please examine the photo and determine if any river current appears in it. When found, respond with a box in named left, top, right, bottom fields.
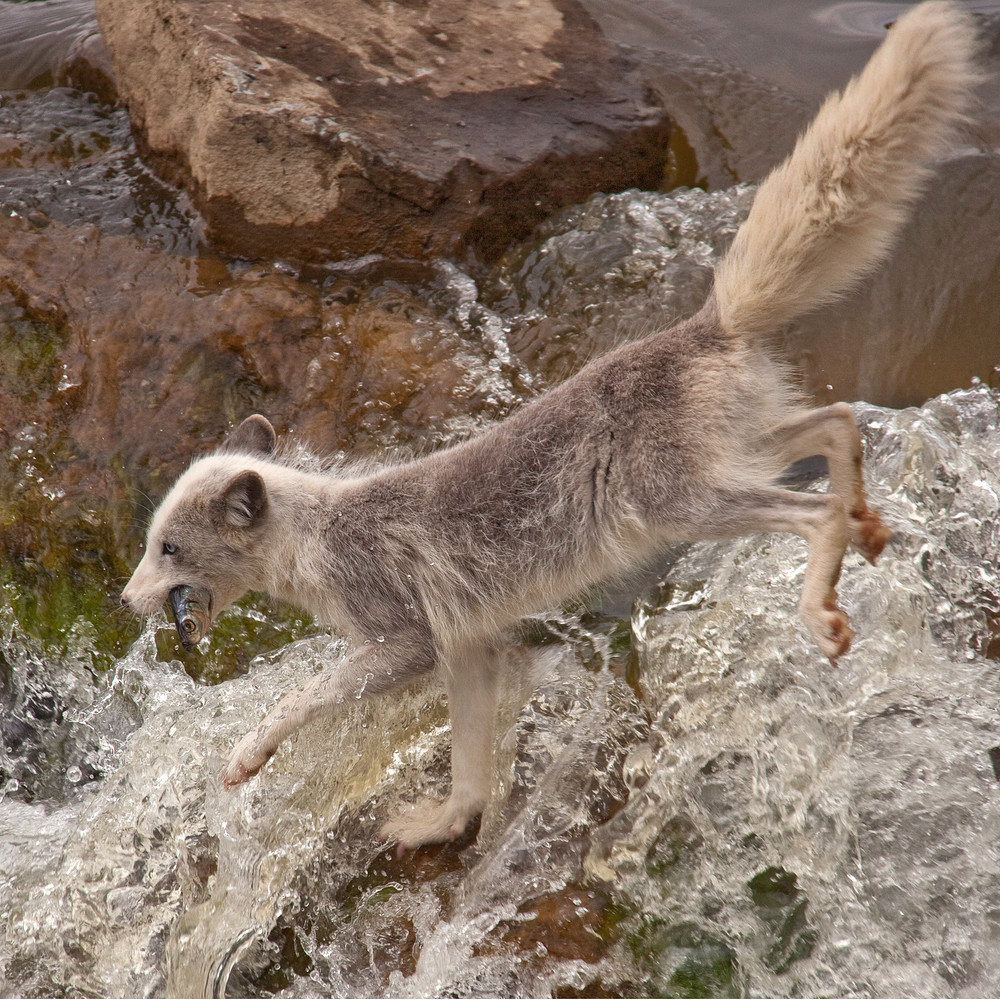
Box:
left=3, top=384, right=999, bottom=997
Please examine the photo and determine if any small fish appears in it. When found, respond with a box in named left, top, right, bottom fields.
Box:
left=168, top=584, right=212, bottom=649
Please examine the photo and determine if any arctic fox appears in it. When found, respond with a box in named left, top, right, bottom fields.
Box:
left=122, top=2, right=979, bottom=849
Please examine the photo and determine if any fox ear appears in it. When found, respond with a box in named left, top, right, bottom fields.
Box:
left=219, top=415, right=276, bottom=457
left=214, top=470, right=268, bottom=529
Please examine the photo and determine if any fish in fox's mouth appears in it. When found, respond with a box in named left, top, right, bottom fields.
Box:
left=168, top=584, right=212, bottom=649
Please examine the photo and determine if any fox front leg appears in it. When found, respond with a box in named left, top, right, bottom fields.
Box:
left=380, top=643, right=500, bottom=851
left=222, top=636, right=435, bottom=788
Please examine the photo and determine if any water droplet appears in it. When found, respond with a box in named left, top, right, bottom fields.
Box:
left=66, top=766, right=82, bottom=784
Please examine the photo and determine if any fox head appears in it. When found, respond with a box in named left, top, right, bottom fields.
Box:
left=121, top=415, right=278, bottom=628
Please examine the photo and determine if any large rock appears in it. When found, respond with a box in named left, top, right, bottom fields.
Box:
left=94, top=0, right=672, bottom=263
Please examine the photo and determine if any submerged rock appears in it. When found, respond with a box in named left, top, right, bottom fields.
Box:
left=0, top=210, right=521, bottom=668
left=94, top=0, right=672, bottom=263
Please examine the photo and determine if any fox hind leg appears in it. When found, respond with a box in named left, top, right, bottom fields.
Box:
left=772, top=402, right=891, bottom=563
left=712, top=487, right=854, bottom=661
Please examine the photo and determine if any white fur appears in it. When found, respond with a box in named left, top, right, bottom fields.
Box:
left=713, top=1, right=980, bottom=335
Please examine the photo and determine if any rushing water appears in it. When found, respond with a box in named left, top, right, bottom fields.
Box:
left=2, top=2, right=1000, bottom=997
left=3, top=387, right=999, bottom=997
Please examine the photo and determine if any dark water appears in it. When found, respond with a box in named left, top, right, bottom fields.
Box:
left=1, top=2, right=999, bottom=997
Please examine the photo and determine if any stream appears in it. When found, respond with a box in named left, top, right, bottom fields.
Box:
left=2, top=1, right=1000, bottom=997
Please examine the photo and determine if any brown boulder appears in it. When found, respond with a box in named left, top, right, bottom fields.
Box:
left=94, top=0, right=672, bottom=263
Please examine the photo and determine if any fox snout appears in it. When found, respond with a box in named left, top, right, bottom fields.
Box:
left=119, top=560, right=171, bottom=617
left=118, top=588, right=152, bottom=611
left=119, top=583, right=163, bottom=617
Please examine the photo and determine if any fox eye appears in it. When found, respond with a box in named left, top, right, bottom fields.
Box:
left=162, top=542, right=178, bottom=556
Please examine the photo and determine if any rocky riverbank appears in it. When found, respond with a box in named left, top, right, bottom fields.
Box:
left=94, top=0, right=675, bottom=263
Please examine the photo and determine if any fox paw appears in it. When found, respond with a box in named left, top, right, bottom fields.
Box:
left=221, top=732, right=274, bottom=789
left=804, top=602, right=855, bottom=663
left=380, top=796, right=481, bottom=854
left=850, top=508, right=892, bottom=564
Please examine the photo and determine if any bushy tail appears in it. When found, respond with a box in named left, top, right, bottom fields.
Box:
left=712, top=1, right=980, bottom=336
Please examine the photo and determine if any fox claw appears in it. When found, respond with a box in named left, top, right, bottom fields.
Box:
left=851, top=508, right=892, bottom=564
left=380, top=796, right=480, bottom=851
left=221, top=759, right=257, bottom=789
left=221, top=734, right=274, bottom=789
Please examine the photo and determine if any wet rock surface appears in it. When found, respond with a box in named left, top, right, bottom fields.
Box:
left=94, top=0, right=672, bottom=263
left=0, top=73, right=531, bottom=667
left=0, top=207, right=521, bottom=666
left=0, top=0, right=103, bottom=92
